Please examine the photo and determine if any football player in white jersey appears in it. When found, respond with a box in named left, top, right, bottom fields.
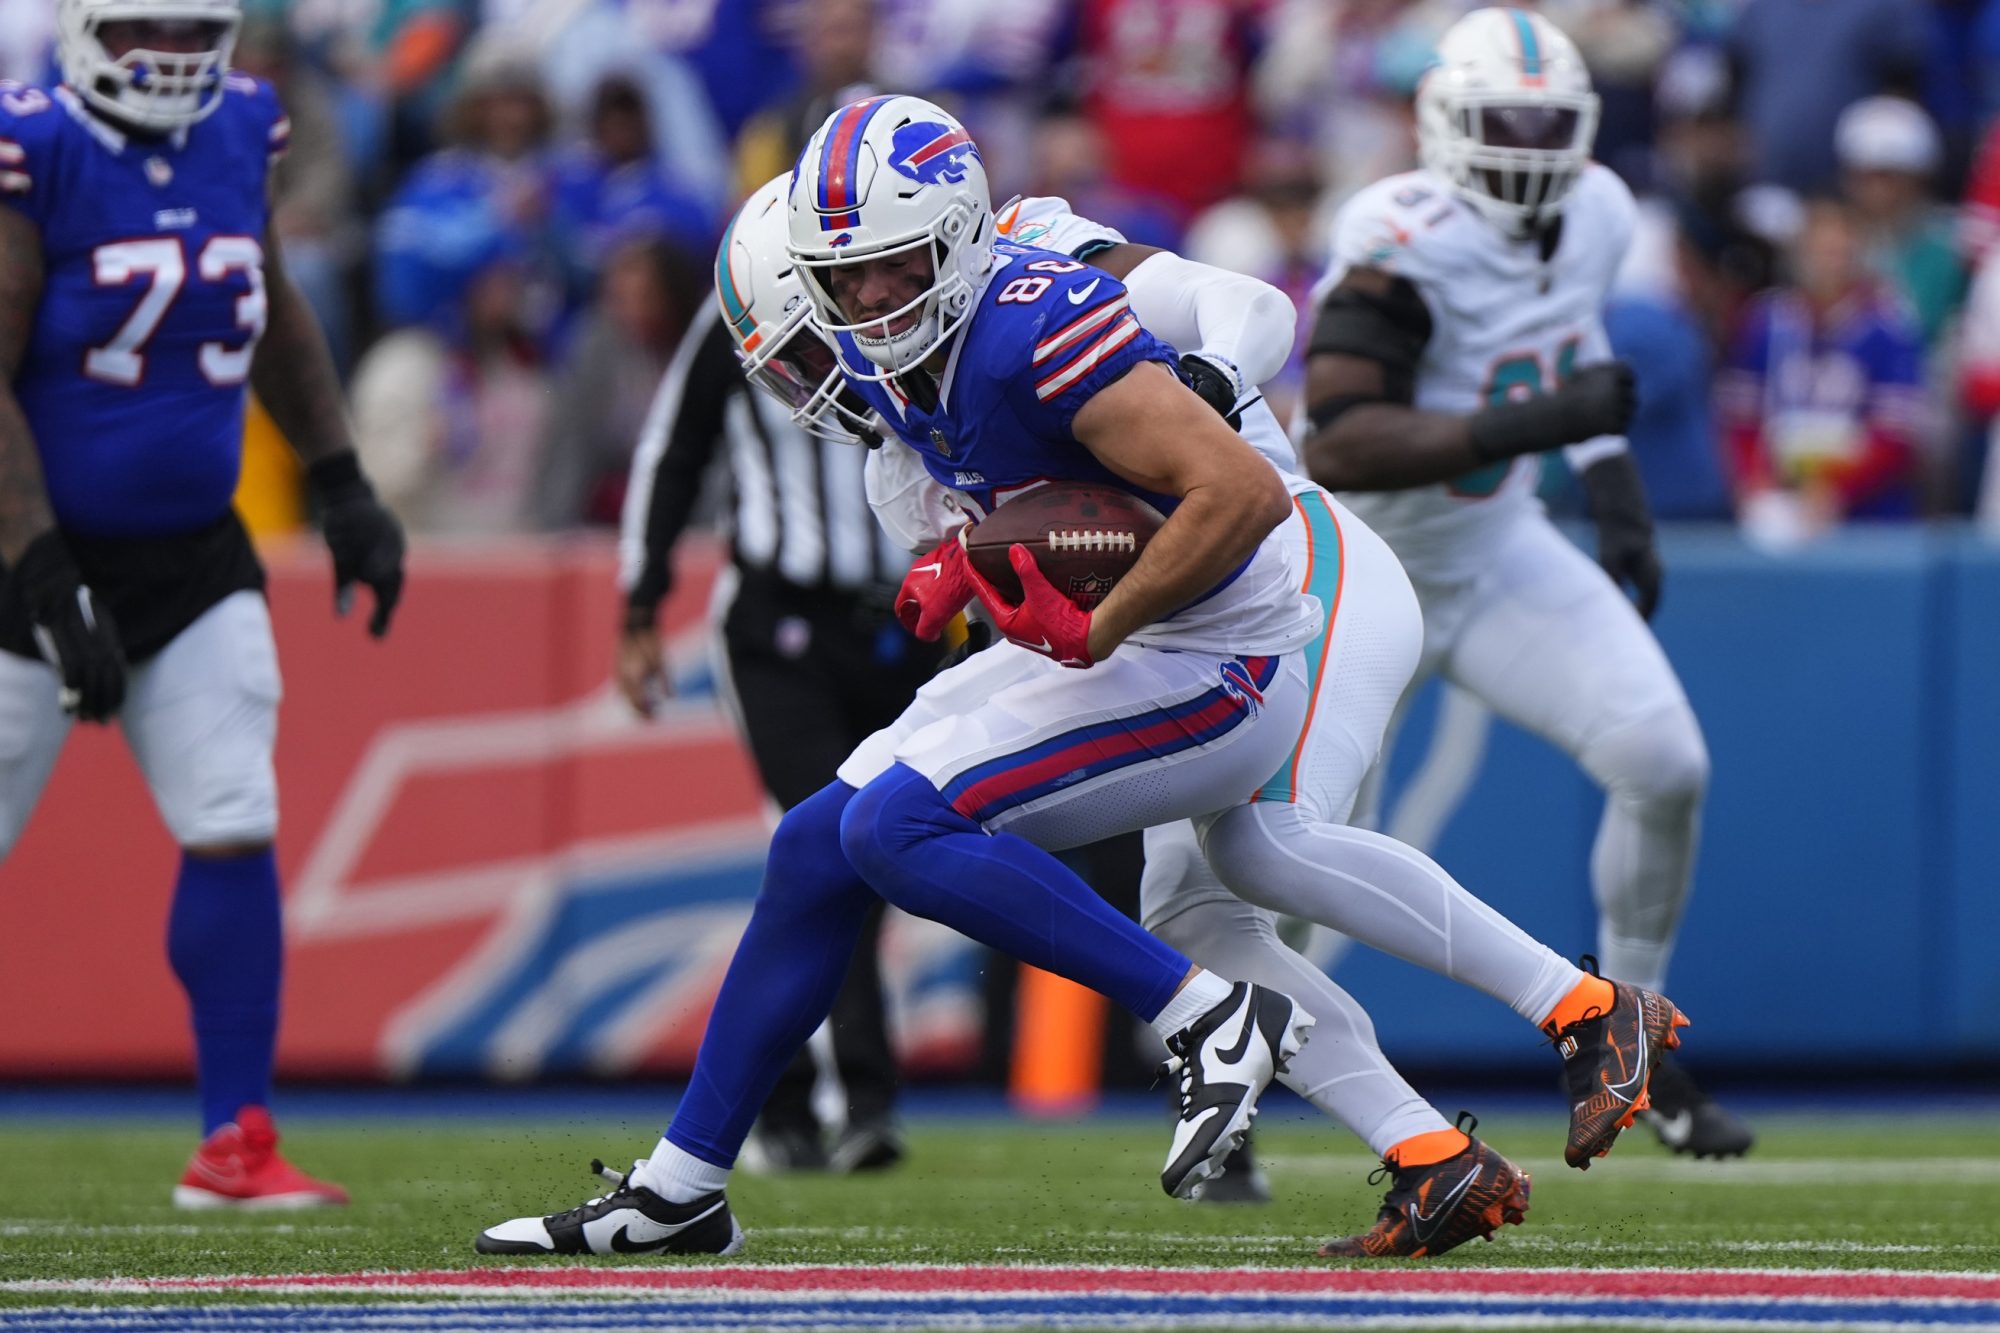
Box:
left=1299, top=7, right=1750, bottom=1158
left=715, top=178, right=1685, bottom=1255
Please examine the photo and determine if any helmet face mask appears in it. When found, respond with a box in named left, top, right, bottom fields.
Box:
left=787, top=95, right=994, bottom=382
left=719, top=176, right=882, bottom=445
left=57, top=0, right=242, bottom=134
left=1417, top=8, right=1599, bottom=236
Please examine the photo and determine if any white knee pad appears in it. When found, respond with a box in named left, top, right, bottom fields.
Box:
left=1582, top=702, right=1710, bottom=811
left=0, top=650, right=69, bottom=859
left=122, top=593, right=281, bottom=847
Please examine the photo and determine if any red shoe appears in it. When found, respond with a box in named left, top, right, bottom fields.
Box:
left=173, top=1106, right=350, bottom=1209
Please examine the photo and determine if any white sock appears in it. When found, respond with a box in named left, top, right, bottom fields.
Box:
left=1148, top=967, right=1234, bottom=1040
left=630, top=1141, right=730, bottom=1203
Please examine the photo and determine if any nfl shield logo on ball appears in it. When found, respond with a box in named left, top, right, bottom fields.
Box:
left=1068, top=573, right=1115, bottom=607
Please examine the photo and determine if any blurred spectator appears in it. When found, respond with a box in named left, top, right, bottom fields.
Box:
left=1649, top=45, right=1783, bottom=313
left=1015, top=101, right=1181, bottom=249
left=536, top=238, right=704, bottom=530
left=1182, top=137, right=1326, bottom=424
left=550, top=75, right=714, bottom=290
left=1952, top=242, right=2000, bottom=526
left=1254, top=0, right=1437, bottom=205
left=373, top=39, right=559, bottom=333
left=625, top=0, right=799, bottom=141
left=371, top=0, right=474, bottom=173
left=1837, top=96, right=1964, bottom=352
left=734, top=0, right=879, bottom=200
left=1604, top=234, right=1735, bottom=521
left=0, top=2, right=54, bottom=84
left=236, top=19, right=362, bottom=373
left=1718, top=199, right=1927, bottom=541
left=1546, top=0, right=1680, bottom=191
left=1727, top=0, right=1929, bottom=193
left=351, top=256, right=554, bottom=535
left=1077, top=0, right=1271, bottom=223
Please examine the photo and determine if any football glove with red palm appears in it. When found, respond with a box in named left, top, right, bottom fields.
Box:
left=896, top=533, right=977, bottom=641
left=967, top=544, right=1095, bottom=668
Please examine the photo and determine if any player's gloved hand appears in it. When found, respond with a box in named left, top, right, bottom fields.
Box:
left=1467, top=361, right=1637, bottom=462
left=309, top=452, right=406, bottom=638
left=1581, top=452, right=1662, bottom=620
left=15, top=530, right=126, bottom=722
left=895, top=532, right=976, bottom=642
left=1179, top=353, right=1246, bottom=431
left=967, top=544, right=1096, bottom=668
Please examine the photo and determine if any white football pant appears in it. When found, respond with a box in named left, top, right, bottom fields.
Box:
left=0, top=591, right=281, bottom=855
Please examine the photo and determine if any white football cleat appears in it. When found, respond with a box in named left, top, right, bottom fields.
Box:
left=1158, top=982, right=1313, bottom=1200
left=476, top=1159, right=744, bottom=1257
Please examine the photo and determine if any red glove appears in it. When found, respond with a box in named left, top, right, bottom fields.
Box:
left=895, top=533, right=976, bottom=641
left=968, top=544, right=1096, bottom=668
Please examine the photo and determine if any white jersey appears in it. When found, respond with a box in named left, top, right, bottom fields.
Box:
left=1315, top=165, right=1636, bottom=585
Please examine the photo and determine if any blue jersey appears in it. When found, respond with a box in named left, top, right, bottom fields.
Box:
left=837, top=241, right=1319, bottom=656
left=838, top=241, right=1180, bottom=518
left=1, top=76, right=285, bottom=538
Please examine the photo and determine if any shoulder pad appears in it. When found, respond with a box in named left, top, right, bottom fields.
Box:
left=1330, top=173, right=1468, bottom=287
left=994, top=195, right=1126, bottom=258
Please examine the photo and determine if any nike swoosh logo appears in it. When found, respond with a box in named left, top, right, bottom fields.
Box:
left=1212, top=1000, right=1256, bottom=1066
left=1409, top=1167, right=1479, bottom=1246
left=1604, top=1001, right=1652, bottom=1100
left=606, top=1199, right=723, bottom=1252
left=1021, top=637, right=1053, bottom=654
left=912, top=562, right=943, bottom=579
left=1651, top=1108, right=1694, bottom=1147
left=1067, top=279, right=1101, bottom=305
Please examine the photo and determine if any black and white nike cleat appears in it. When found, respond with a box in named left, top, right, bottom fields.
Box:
left=1637, top=1057, right=1755, bottom=1159
left=1158, top=982, right=1314, bottom=1200
left=475, top=1159, right=744, bottom=1257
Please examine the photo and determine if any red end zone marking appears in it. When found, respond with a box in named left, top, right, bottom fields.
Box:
left=136, top=1266, right=2000, bottom=1302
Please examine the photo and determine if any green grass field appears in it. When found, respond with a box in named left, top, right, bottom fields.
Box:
left=2, top=1106, right=1998, bottom=1312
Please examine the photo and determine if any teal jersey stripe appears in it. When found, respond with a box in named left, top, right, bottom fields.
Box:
left=1255, top=493, right=1344, bottom=804
left=1509, top=8, right=1543, bottom=78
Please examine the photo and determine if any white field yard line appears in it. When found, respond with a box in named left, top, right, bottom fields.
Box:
left=1259, top=1155, right=2000, bottom=1185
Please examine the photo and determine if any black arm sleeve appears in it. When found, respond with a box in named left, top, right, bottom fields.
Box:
left=627, top=308, right=740, bottom=619
left=1304, top=272, right=1436, bottom=405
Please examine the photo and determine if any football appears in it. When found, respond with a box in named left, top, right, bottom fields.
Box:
left=962, top=483, right=1165, bottom=610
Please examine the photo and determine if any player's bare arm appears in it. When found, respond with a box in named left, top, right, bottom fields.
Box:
left=0, top=207, right=59, bottom=564
left=1302, top=266, right=1635, bottom=493
left=254, top=222, right=407, bottom=636
left=1072, top=360, right=1291, bottom=660
left=250, top=223, right=351, bottom=467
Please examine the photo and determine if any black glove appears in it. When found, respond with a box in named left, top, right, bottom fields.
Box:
left=1179, top=353, right=1245, bottom=431
left=308, top=452, right=406, bottom=638
left=16, top=531, right=125, bottom=722
left=1468, top=361, right=1637, bottom=462
left=1580, top=452, right=1662, bottom=620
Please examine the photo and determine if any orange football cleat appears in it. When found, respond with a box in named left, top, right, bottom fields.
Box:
left=1547, top=965, right=1690, bottom=1169
left=1319, top=1121, right=1530, bottom=1259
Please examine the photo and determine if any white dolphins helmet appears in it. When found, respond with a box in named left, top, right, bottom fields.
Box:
left=717, top=177, right=881, bottom=445
left=786, top=94, right=994, bottom=380
left=1416, top=7, right=1600, bottom=235
left=57, top=0, right=243, bottom=133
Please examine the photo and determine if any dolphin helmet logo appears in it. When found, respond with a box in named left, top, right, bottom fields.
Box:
left=890, top=121, right=981, bottom=187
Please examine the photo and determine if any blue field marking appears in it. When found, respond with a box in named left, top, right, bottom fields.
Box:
left=7, top=1294, right=2000, bottom=1332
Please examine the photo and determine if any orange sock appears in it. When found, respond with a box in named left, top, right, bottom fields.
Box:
left=1540, top=972, right=1616, bottom=1035
left=1387, top=1126, right=1471, bottom=1168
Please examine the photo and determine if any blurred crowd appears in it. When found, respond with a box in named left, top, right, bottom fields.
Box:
left=11, top=0, right=2000, bottom=541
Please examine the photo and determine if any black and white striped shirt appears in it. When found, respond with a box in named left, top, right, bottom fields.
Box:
left=619, top=304, right=910, bottom=615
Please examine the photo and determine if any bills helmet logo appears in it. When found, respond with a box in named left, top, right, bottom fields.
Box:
left=890, top=121, right=981, bottom=186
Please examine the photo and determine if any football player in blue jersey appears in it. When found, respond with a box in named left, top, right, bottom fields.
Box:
left=0, top=0, right=404, bottom=1207
left=476, top=95, right=1333, bottom=1257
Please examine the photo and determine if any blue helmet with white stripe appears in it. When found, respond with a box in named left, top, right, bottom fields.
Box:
left=786, top=94, right=994, bottom=380
left=1417, top=7, right=1599, bottom=235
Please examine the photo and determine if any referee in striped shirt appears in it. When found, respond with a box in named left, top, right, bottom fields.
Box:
left=616, top=300, right=943, bottom=1174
